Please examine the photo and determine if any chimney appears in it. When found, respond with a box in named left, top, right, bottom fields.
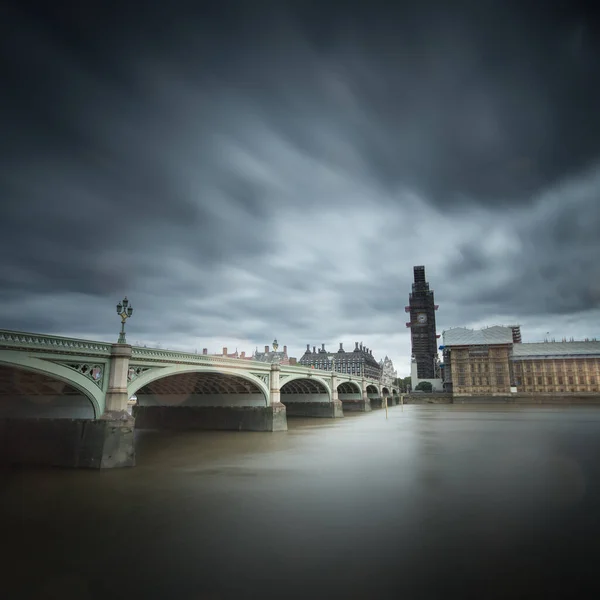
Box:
left=202, top=348, right=208, bottom=355
left=321, top=343, right=325, bottom=352
left=360, top=343, right=363, bottom=351
left=339, top=342, right=343, bottom=351
left=241, top=351, right=246, bottom=358
left=265, top=345, right=269, bottom=353
left=306, top=344, right=310, bottom=352
left=283, top=345, right=287, bottom=355
left=355, top=342, right=359, bottom=350
left=222, top=347, right=227, bottom=356
left=510, top=325, right=522, bottom=344
left=313, top=346, right=316, bottom=353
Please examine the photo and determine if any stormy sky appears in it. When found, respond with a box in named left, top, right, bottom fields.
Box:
left=1, top=0, right=599, bottom=375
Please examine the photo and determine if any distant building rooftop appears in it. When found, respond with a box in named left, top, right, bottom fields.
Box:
left=443, top=326, right=514, bottom=346
left=512, top=341, right=600, bottom=359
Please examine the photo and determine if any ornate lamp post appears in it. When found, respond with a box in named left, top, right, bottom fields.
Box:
left=116, top=296, right=133, bottom=344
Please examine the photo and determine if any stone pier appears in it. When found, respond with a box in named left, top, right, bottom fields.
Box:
left=133, top=404, right=287, bottom=431
left=0, top=411, right=135, bottom=469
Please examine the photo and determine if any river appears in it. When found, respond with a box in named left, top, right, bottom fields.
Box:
left=2, top=404, right=600, bottom=599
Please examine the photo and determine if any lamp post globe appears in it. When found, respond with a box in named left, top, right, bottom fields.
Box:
left=116, top=296, right=134, bottom=344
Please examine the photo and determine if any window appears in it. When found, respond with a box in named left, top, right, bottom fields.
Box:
left=558, top=377, right=563, bottom=384
left=569, top=376, right=574, bottom=384
left=458, top=376, right=466, bottom=386
left=591, top=377, right=596, bottom=384
left=537, top=377, right=542, bottom=385
left=497, top=375, right=504, bottom=385
left=547, top=377, right=553, bottom=385
left=527, top=377, right=532, bottom=385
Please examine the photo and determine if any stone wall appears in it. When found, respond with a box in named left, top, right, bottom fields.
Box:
left=134, top=404, right=287, bottom=431
left=136, top=393, right=266, bottom=407
left=0, top=415, right=135, bottom=468
left=403, top=393, right=453, bottom=404
left=280, top=393, right=330, bottom=403
left=283, top=400, right=343, bottom=418
left=453, top=393, right=600, bottom=404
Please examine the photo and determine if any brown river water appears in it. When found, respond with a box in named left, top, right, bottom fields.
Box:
left=2, top=404, right=600, bottom=599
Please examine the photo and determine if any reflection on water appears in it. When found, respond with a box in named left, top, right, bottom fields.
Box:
left=2, top=405, right=600, bottom=599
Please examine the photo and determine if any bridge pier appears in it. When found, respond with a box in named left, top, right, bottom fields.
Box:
left=105, top=344, right=133, bottom=412
left=0, top=341, right=136, bottom=469
left=0, top=412, right=135, bottom=469
left=370, top=397, right=383, bottom=409
left=133, top=363, right=288, bottom=432
left=133, top=404, right=287, bottom=432
left=280, top=371, right=343, bottom=418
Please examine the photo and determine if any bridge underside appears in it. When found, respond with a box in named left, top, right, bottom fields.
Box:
left=133, top=372, right=286, bottom=432
left=0, top=365, right=96, bottom=419
left=337, top=381, right=371, bottom=412
left=0, top=365, right=134, bottom=469
left=281, top=378, right=342, bottom=418
left=367, top=385, right=384, bottom=409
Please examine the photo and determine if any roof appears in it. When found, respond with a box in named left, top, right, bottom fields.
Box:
left=253, top=351, right=289, bottom=364
left=512, top=341, right=600, bottom=359
left=443, top=326, right=514, bottom=346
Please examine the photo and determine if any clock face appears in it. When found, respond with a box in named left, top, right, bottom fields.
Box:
left=417, top=313, right=427, bottom=324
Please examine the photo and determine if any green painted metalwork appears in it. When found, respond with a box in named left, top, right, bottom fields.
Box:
left=127, top=364, right=271, bottom=406
left=0, top=330, right=112, bottom=355
left=0, top=350, right=104, bottom=417
left=0, top=329, right=383, bottom=417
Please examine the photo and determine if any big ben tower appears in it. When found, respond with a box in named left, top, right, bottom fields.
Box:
left=405, top=266, right=439, bottom=379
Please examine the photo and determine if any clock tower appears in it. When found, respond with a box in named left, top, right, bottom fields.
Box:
left=405, top=265, right=439, bottom=379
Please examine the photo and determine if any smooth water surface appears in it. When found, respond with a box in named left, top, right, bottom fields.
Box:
left=2, top=405, right=600, bottom=599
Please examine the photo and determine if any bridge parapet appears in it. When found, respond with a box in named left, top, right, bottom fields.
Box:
left=0, top=330, right=112, bottom=356
left=130, top=346, right=272, bottom=369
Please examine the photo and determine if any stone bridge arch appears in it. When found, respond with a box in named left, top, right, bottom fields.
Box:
left=366, top=384, right=383, bottom=409
left=337, top=379, right=364, bottom=412
left=127, top=364, right=271, bottom=406
left=279, top=374, right=338, bottom=418
left=0, top=351, right=105, bottom=418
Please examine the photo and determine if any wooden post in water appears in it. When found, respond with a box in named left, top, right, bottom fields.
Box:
left=385, top=395, right=388, bottom=420
left=401, top=394, right=404, bottom=412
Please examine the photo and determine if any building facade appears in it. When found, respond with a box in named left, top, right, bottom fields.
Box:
left=298, top=342, right=382, bottom=380
left=406, top=266, right=439, bottom=379
left=512, top=342, right=600, bottom=393
left=442, top=326, right=600, bottom=395
left=379, top=356, right=398, bottom=388
left=207, top=339, right=296, bottom=364
left=252, top=339, right=292, bottom=365
left=442, top=326, right=514, bottom=395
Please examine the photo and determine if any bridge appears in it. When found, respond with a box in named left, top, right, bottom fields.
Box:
left=0, top=330, right=399, bottom=469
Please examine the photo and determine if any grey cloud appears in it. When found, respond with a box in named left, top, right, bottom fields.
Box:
left=2, top=1, right=600, bottom=375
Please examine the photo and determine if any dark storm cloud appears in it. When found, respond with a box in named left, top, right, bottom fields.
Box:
left=1, top=1, right=600, bottom=371
left=440, top=165, right=600, bottom=330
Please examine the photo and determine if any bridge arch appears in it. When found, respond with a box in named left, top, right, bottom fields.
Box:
left=337, top=380, right=362, bottom=394
left=279, top=374, right=331, bottom=399
left=127, top=364, right=270, bottom=405
left=0, top=351, right=104, bottom=418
